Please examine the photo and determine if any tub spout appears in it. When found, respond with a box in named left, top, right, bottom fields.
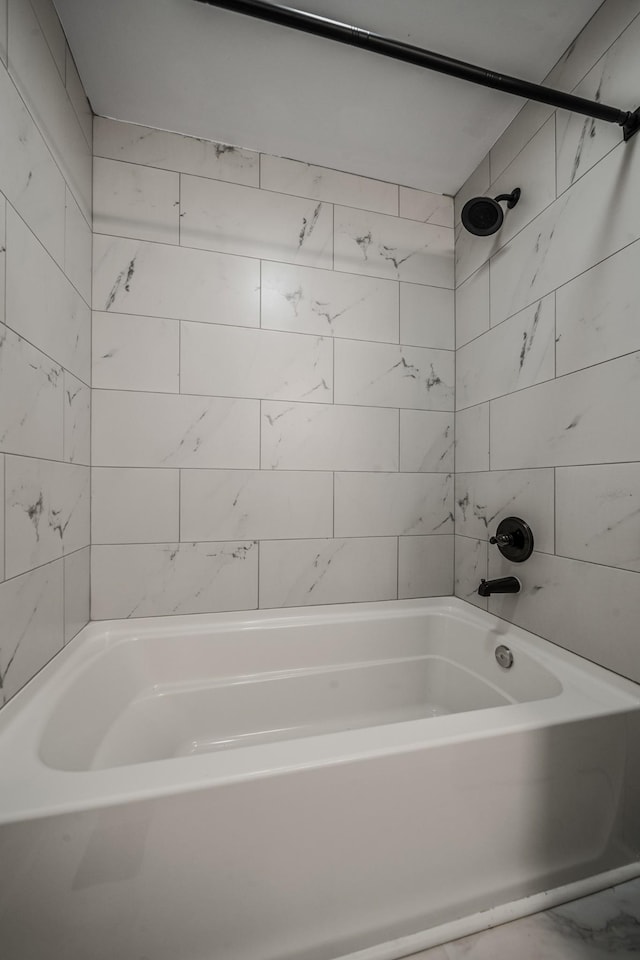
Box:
left=478, top=577, right=521, bottom=597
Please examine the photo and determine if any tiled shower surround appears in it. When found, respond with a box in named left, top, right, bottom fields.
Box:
left=454, top=0, right=640, bottom=684
left=90, top=118, right=455, bottom=618
left=0, top=0, right=92, bottom=704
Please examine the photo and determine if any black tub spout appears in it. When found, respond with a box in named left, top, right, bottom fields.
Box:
left=478, top=577, right=521, bottom=597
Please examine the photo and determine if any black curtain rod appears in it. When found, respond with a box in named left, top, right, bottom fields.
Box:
left=194, top=0, right=640, bottom=141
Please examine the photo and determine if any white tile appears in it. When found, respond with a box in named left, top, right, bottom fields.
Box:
left=92, top=467, right=179, bottom=544
left=335, top=473, right=453, bottom=538
left=456, top=118, right=556, bottom=286
left=4, top=457, right=89, bottom=579
left=92, top=312, right=179, bottom=393
left=456, top=295, right=555, bottom=409
left=488, top=551, right=640, bottom=683
left=92, top=390, right=259, bottom=469
left=556, top=463, right=640, bottom=572
left=0, top=326, right=63, bottom=460
left=6, top=206, right=90, bottom=382
left=490, top=352, right=640, bottom=469
left=91, top=541, right=258, bottom=619
left=93, top=157, right=180, bottom=244
left=454, top=536, right=488, bottom=610
left=0, top=453, right=4, bottom=581
left=28, top=0, right=65, bottom=79
left=335, top=339, right=454, bottom=411
left=455, top=404, right=489, bottom=473
left=490, top=101, right=555, bottom=182
left=261, top=154, right=398, bottom=214
left=65, top=46, right=92, bottom=148
left=399, top=187, right=453, bottom=227
left=93, top=117, right=259, bottom=186
left=456, top=263, right=489, bottom=348
left=64, top=546, right=90, bottom=643
left=0, top=196, right=5, bottom=323
left=0, top=65, right=66, bottom=264
left=0, top=0, right=6, bottom=65
left=490, top=136, right=640, bottom=327
left=454, top=155, right=490, bottom=225
left=64, top=186, right=92, bottom=305
left=93, top=235, right=260, bottom=325
left=180, top=323, right=332, bottom=402
left=180, top=175, right=333, bottom=267
left=8, top=0, right=91, bottom=220
left=180, top=469, right=333, bottom=542
left=259, top=538, right=397, bottom=608
left=400, top=283, right=454, bottom=349
left=556, top=239, right=640, bottom=376
left=0, top=560, right=64, bottom=704
left=261, top=401, right=397, bottom=472
left=63, top=371, right=90, bottom=465
left=398, top=536, right=454, bottom=599
left=400, top=410, right=454, bottom=473
left=334, top=206, right=454, bottom=287
left=455, top=469, right=555, bottom=554
left=261, top=261, right=398, bottom=342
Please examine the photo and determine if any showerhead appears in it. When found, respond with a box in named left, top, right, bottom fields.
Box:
left=461, top=187, right=521, bottom=236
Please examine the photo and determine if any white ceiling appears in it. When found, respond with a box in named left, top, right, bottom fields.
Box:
left=54, top=0, right=604, bottom=194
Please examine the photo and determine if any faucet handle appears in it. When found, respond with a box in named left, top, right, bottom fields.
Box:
left=488, top=517, right=534, bottom=563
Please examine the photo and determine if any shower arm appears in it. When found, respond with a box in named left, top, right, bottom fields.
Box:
left=193, top=0, right=640, bottom=141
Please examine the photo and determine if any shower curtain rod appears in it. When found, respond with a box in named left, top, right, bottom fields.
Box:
left=194, top=0, right=640, bottom=141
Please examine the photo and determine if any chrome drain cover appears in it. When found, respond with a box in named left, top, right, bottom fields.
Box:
left=495, top=645, right=514, bottom=669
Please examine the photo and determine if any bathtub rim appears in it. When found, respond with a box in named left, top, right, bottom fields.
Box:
left=0, top=596, right=639, bottom=826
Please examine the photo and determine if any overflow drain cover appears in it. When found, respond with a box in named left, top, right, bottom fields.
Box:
left=495, top=645, right=514, bottom=669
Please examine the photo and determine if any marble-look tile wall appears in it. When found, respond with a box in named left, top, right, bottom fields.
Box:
left=0, top=0, right=91, bottom=705
left=454, top=0, right=640, bottom=683
left=91, top=117, right=454, bottom=617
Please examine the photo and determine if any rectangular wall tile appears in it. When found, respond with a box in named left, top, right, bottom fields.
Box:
left=64, top=546, right=90, bottom=643
left=92, top=467, right=179, bottom=544
left=400, top=410, right=454, bottom=473
left=488, top=550, right=640, bottom=684
left=556, top=239, right=640, bottom=376
left=334, top=205, right=453, bottom=287
left=455, top=404, right=489, bottom=473
left=6, top=206, right=90, bottom=382
left=5, top=457, right=89, bottom=579
left=65, top=47, right=93, bottom=148
left=556, top=463, right=640, bottom=572
left=93, top=157, right=180, bottom=244
left=261, top=154, right=398, bottom=214
left=0, top=195, right=5, bottom=323
left=180, top=469, right=333, bottom=542
left=64, top=186, right=92, bottom=305
left=261, top=400, right=397, bottom=472
left=180, top=323, right=332, bottom=403
left=0, top=560, right=64, bottom=704
left=399, top=283, right=454, bottom=349
left=454, top=536, right=488, bottom=610
left=0, top=454, right=4, bottom=581
left=490, top=101, right=554, bottom=182
left=8, top=0, right=91, bottom=219
left=261, top=261, right=398, bottom=343
left=92, top=390, right=259, bottom=468
left=399, top=187, right=453, bottom=227
left=456, top=295, right=555, bottom=409
left=456, top=263, right=489, bottom=348
left=0, top=66, right=66, bottom=264
left=335, top=473, right=453, bottom=537
left=399, top=535, right=454, bottom=599
left=0, top=0, right=6, bottom=65
left=259, top=537, right=397, bottom=608
left=92, top=312, right=179, bottom=393
left=91, top=541, right=258, bottom=619
left=93, top=235, right=260, bottom=325
left=63, top=372, right=90, bottom=465
left=94, top=117, right=260, bottom=186
left=180, top=175, right=333, bottom=267
left=454, top=155, right=490, bottom=224
left=334, top=340, right=454, bottom=411
left=0, top=326, right=63, bottom=460
left=490, top=352, right=640, bottom=469
left=29, top=0, right=65, bottom=80
left=455, top=469, right=555, bottom=554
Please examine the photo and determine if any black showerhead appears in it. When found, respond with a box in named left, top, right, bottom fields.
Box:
left=461, top=188, right=521, bottom=236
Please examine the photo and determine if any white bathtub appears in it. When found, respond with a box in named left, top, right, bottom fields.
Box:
left=1, top=597, right=639, bottom=960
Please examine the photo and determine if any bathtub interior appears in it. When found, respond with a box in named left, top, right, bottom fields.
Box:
left=38, top=607, right=564, bottom=772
